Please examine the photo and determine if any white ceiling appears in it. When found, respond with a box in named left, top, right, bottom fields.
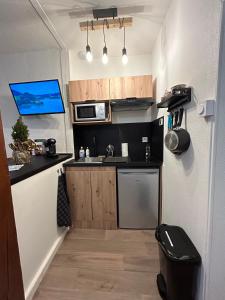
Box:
left=38, top=0, right=171, bottom=58
left=0, top=0, right=59, bottom=54
left=0, top=0, right=171, bottom=57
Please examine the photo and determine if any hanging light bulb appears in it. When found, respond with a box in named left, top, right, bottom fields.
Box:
left=102, top=46, right=108, bottom=65
left=122, top=26, right=128, bottom=65
left=86, top=45, right=93, bottom=62
left=102, top=20, right=108, bottom=65
left=122, top=48, right=128, bottom=65
left=85, top=21, right=93, bottom=62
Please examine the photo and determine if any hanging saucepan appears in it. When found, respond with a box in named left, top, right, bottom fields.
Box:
left=165, top=108, right=191, bottom=155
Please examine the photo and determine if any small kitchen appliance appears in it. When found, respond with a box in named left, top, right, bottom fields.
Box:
left=74, top=102, right=107, bottom=122
left=118, top=168, right=159, bottom=229
left=45, top=138, right=57, bottom=157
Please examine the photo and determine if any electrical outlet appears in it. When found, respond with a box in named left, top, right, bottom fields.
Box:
left=142, top=137, right=149, bottom=143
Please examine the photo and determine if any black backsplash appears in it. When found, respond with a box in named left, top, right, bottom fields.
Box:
left=151, top=118, right=164, bottom=161
left=73, top=118, right=164, bottom=162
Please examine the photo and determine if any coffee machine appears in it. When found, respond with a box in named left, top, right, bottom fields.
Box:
left=45, top=138, right=57, bottom=157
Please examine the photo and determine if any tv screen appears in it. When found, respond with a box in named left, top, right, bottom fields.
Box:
left=9, top=79, right=65, bottom=116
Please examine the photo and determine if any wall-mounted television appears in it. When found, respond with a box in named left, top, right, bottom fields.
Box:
left=9, top=79, right=65, bottom=116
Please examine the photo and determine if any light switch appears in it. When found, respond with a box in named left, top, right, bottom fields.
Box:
left=197, top=100, right=215, bottom=117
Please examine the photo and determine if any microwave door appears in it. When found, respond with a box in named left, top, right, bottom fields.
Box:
left=76, top=105, right=97, bottom=121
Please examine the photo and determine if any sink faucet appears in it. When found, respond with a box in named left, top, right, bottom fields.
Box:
left=106, top=144, right=114, bottom=157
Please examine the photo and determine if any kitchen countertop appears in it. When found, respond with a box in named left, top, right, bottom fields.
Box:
left=63, top=157, right=162, bottom=168
left=9, top=153, right=73, bottom=185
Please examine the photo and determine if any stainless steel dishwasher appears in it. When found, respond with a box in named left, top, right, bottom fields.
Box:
left=118, top=168, right=159, bottom=229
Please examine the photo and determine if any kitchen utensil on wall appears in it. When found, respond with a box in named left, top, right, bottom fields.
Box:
left=165, top=108, right=190, bottom=155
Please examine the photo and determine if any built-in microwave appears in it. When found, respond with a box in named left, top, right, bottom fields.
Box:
left=74, top=102, right=107, bottom=122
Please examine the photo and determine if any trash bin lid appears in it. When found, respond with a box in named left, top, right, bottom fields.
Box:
left=155, top=224, right=201, bottom=263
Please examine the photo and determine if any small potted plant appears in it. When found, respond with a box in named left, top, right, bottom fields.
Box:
left=9, top=117, right=35, bottom=164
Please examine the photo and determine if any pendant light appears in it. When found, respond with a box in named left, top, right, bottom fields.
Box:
left=122, top=26, right=128, bottom=65
left=85, top=21, right=93, bottom=62
left=102, top=20, right=108, bottom=65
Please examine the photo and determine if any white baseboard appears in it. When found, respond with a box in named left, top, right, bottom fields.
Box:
left=25, top=229, right=68, bottom=300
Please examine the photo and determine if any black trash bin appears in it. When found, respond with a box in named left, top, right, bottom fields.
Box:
left=155, top=224, right=201, bottom=300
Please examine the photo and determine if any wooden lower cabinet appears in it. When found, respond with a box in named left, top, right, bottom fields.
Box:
left=66, top=167, right=117, bottom=229
left=66, top=170, right=93, bottom=228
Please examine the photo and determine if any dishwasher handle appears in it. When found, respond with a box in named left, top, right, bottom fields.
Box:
left=119, top=171, right=158, bottom=175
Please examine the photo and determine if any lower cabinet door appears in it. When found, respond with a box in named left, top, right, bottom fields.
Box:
left=91, top=169, right=117, bottom=229
left=66, top=170, right=93, bottom=228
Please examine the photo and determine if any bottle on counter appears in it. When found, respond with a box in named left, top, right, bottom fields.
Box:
left=79, top=146, right=85, bottom=159
left=85, top=147, right=90, bottom=158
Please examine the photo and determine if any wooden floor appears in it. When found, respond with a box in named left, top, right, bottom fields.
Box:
left=33, top=229, right=161, bottom=300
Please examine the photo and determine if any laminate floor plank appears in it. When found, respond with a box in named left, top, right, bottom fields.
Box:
left=123, top=255, right=160, bottom=273
left=38, top=266, right=159, bottom=295
left=67, top=229, right=106, bottom=240
left=58, top=238, right=153, bottom=256
left=105, top=229, right=155, bottom=242
left=51, top=252, right=124, bottom=271
left=34, top=287, right=161, bottom=300
left=33, top=229, right=160, bottom=300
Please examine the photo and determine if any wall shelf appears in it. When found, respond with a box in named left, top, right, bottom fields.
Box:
left=157, top=87, right=191, bottom=111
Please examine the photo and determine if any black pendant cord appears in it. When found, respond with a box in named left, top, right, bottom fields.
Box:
left=123, top=26, right=126, bottom=49
left=103, top=19, right=107, bottom=47
left=86, top=21, right=89, bottom=46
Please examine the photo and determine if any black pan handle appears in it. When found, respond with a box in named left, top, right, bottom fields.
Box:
left=174, top=111, right=179, bottom=128
left=178, top=108, right=184, bottom=127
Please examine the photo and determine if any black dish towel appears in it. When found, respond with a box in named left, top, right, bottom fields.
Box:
left=57, top=173, right=72, bottom=227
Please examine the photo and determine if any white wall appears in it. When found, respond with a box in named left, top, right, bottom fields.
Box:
left=69, top=52, right=152, bottom=80
left=151, top=0, right=222, bottom=299
left=0, top=48, right=73, bottom=157
left=11, top=160, right=70, bottom=300
left=69, top=52, right=153, bottom=123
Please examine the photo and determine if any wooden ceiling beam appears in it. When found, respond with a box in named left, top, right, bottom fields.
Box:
left=80, top=17, right=133, bottom=31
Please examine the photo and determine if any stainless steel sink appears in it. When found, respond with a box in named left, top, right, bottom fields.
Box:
left=104, top=157, right=129, bottom=163
left=76, top=157, right=104, bottom=164
left=76, top=156, right=129, bottom=164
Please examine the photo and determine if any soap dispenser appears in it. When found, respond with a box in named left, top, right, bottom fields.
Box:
left=79, top=146, right=85, bottom=159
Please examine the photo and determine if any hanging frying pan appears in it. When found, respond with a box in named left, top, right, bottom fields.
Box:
left=165, top=108, right=191, bottom=155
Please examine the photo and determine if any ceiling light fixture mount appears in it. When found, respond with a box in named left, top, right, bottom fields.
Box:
left=93, top=8, right=118, bottom=20
left=80, top=17, right=132, bottom=31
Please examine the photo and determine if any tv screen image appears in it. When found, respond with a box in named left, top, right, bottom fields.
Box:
left=9, top=79, right=65, bottom=115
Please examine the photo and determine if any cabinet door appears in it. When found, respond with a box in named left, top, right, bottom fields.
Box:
left=110, top=75, right=153, bottom=99
left=69, top=78, right=110, bottom=102
left=91, top=168, right=117, bottom=229
left=66, top=170, right=93, bottom=228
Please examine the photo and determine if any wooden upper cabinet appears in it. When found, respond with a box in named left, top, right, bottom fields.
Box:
left=69, top=78, right=110, bottom=102
left=110, top=75, right=153, bottom=100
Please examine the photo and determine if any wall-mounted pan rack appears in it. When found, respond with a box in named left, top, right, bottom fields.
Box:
left=157, top=87, right=191, bottom=112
